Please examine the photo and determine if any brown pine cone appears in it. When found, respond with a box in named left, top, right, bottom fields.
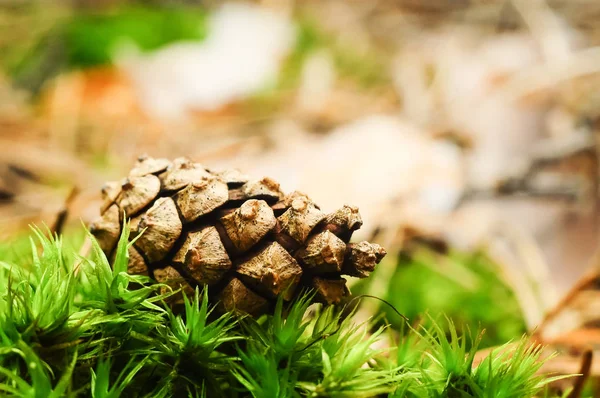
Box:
left=90, top=155, right=386, bottom=316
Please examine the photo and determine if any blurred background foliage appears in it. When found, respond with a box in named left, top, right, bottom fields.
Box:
left=4, top=3, right=209, bottom=93
left=2, top=2, right=385, bottom=96
left=63, top=6, right=208, bottom=68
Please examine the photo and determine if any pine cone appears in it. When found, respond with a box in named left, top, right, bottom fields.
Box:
left=90, top=155, right=386, bottom=316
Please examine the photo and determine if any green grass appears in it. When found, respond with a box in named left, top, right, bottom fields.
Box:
left=0, top=225, right=570, bottom=396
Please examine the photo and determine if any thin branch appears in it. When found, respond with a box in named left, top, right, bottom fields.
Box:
left=568, top=350, right=592, bottom=398
left=50, top=186, right=79, bottom=236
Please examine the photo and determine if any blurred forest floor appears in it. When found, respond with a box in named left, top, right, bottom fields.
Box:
left=3, top=0, right=600, bottom=390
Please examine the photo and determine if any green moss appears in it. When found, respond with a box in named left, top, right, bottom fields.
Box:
left=0, top=226, right=569, bottom=397
left=354, top=247, right=527, bottom=349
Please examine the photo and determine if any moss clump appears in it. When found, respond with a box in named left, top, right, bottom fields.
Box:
left=0, top=226, right=565, bottom=397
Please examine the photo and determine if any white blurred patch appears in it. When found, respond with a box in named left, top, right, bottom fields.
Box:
left=244, top=115, right=465, bottom=241
left=117, top=3, right=295, bottom=119
left=394, top=30, right=544, bottom=189
left=295, top=50, right=336, bottom=116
